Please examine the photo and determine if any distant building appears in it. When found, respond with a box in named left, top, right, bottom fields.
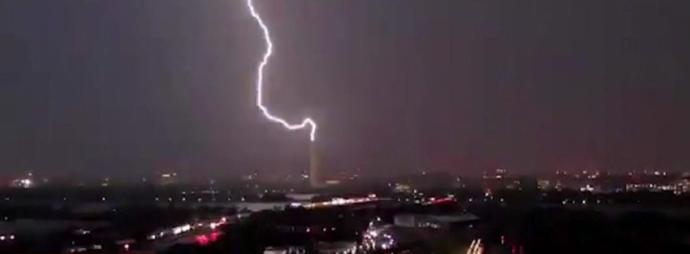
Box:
left=393, top=183, right=412, bottom=193
left=100, top=177, right=111, bottom=187
left=397, top=172, right=455, bottom=190
left=672, top=175, right=690, bottom=195
left=482, top=169, right=509, bottom=191
left=517, top=176, right=538, bottom=192
left=624, top=171, right=678, bottom=193
left=394, top=213, right=479, bottom=229
left=159, top=173, right=178, bottom=186
left=537, top=179, right=552, bottom=190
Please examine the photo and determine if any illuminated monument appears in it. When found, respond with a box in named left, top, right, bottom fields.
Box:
left=309, top=142, right=322, bottom=188
left=246, top=0, right=323, bottom=187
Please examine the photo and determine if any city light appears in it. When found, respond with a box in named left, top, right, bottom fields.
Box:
left=466, top=239, right=483, bottom=254
left=301, top=196, right=379, bottom=209
left=246, top=0, right=317, bottom=141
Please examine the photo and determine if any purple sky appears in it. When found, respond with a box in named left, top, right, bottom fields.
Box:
left=1, top=0, right=689, bottom=179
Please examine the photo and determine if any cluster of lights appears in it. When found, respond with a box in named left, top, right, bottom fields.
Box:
left=362, top=229, right=395, bottom=251
left=172, top=224, right=192, bottom=235
left=301, top=195, right=379, bottom=209
left=396, top=189, right=434, bottom=204
left=10, top=178, right=33, bottom=189
left=625, top=183, right=677, bottom=192
left=68, top=247, right=88, bottom=253
left=362, top=219, right=396, bottom=251
left=342, top=246, right=357, bottom=254
left=148, top=217, right=228, bottom=240
left=0, top=234, right=15, bottom=241
left=424, top=195, right=456, bottom=206
left=626, top=170, right=669, bottom=176
left=580, top=184, right=596, bottom=192
left=195, top=231, right=221, bottom=246
left=550, top=170, right=685, bottom=193
left=560, top=198, right=604, bottom=205
left=466, top=239, right=483, bottom=254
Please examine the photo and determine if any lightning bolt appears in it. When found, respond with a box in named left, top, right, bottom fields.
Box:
left=247, top=0, right=317, bottom=142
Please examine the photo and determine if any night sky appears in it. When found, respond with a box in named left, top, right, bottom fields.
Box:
left=1, top=0, right=689, bottom=179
